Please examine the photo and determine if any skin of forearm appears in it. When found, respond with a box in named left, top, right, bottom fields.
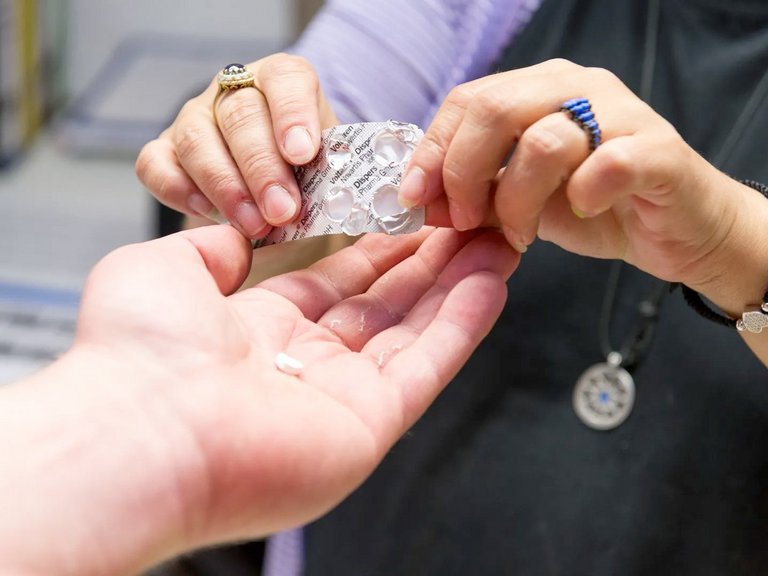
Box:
left=0, top=347, right=199, bottom=576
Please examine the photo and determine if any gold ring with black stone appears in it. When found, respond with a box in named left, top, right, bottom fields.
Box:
left=212, top=63, right=259, bottom=125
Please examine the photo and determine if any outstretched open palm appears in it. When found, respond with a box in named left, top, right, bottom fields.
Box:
left=75, top=224, right=518, bottom=554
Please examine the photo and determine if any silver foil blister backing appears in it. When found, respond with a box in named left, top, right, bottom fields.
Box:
left=254, top=121, right=425, bottom=247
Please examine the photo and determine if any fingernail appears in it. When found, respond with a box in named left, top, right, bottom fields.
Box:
left=234, top=201, right=267, bottom=237
left=450, top=204, right=475, bottom=231
left=283, top=126, right=315, bottom=165
left=187, top=193, right=225, bottom=223
left=263, top=185, right=298, bottom=224
left=398, top=167, right=427, bottom=207
left=571, top=205, right=593, bottom=219
left=503, top=227, right=528, bottom=253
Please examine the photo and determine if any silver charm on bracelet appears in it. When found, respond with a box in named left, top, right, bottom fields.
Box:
left=736, top=303, right=768, bottom=333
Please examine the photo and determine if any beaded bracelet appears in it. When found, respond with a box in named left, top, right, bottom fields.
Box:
left=679, top=179, right=768, bottom=333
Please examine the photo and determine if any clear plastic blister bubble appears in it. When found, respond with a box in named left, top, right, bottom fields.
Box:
left=341, top=201, right=370, bottom=236
left=372, top=184, right=406, bottom=218
left=373, top=131, right=412, bottom=167
left=254, top=121, right=425, bottom=248
left=372, top=184, right=416, bottom=234
left=387, top=120, right=420, bottom=142
left=323, top=187, right=355, bottom=222
left=325, top=137, right=352, bottom=171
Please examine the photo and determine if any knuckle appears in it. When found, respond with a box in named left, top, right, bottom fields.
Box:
left=274, top=91, right=314, bottom=120
left=593, top=143, right=636, bottom=185
left=442, top=157, right=470, bottom=195
left=474, top=90, right=509, bottom=122
left=219, top=98, right=267, bottom=136
left=135, top=143, right=186, bottom=203
left=420, top=129, right=450, bottom=163
left=585, top=66, right=620, bottom=86
left=424, top=87, right=474, bottom=150
left=258, top=55, right=319, bottom=126
left=175, top=123, right=209, bottom=161
left=238, top=148, right=280, bottom=190
left=178, top=98, right=199, bottom=119
left=134, top=143, right=154, bottom=183
left=542, top=57, right=580, bottom=72
left=283, top=54, right=314, bottom=74
left=445, top=83, right=475, bottom=109
left=208, top=170, right=246, bottom=203
left=656, top=132, right=689, bottom=186
left=521, top=122, right=567, bottom=159
left=262, top=52, right=317, bottom=80
left=154, top=173, right=183, bottom=204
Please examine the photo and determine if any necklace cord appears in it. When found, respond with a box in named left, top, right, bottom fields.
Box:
left=596, top=0, right=666, bottom=372
left=598, top=261, right=668, bottom=369
left=640, top=0, right=660, bottom=103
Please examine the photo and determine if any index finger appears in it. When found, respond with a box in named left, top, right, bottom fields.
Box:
left=256, top=53, right=327, bottom=166
left=398, top=59, right=579, bottom=211
left=400, top=61, right=644, bottom=229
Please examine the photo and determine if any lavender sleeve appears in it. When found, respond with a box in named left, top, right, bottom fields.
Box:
left=292, top=0, right=543, bottom=127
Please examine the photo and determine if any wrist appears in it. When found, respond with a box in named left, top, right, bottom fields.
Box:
left=0, top=346, right=205, bottom=576
left=685, top=177, right=768, bottom=319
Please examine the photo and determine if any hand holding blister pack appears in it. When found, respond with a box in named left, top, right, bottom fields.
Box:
left=254, top=121, right=425, bottom=248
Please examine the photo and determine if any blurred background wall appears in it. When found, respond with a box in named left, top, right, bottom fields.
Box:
left=2, top=0, right=327, bottom=163
left=0, top=0, right=324, bottom=383
left=67, top=0, right=292, bottom=92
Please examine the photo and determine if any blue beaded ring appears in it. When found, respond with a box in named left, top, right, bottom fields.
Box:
left=560, top=97, right=602, bottom=150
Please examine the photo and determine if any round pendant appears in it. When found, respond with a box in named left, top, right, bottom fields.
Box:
left=573, top=362, right=635, bottom=431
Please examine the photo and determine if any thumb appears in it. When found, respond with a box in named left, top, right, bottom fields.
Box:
left=167, top=225, right=253, bottom=295
left=81, top=224, right=252, bottom=316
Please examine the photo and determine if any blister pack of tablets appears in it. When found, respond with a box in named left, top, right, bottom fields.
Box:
left=254, top=120, right=425, bottom=247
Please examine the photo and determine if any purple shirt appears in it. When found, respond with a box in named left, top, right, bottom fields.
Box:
left=265, top=1, right=542, bottom=574
left=293, top=0, right=542, bottom=127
